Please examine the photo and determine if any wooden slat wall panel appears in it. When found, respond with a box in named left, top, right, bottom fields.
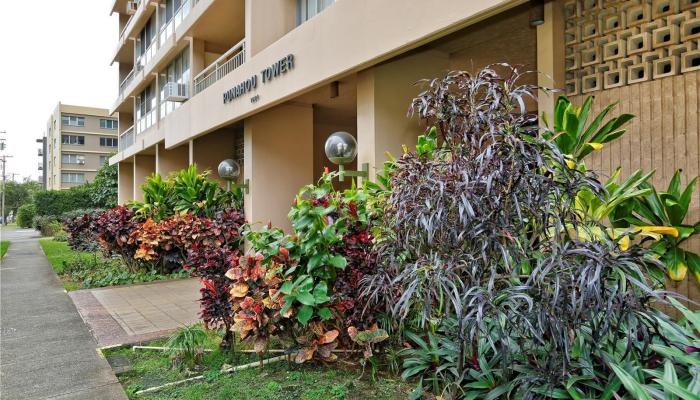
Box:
left=569, top=71, right=700, bottom=307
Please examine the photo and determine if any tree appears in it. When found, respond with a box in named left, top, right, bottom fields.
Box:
left=86, top=162, right=118, bottom=208
left=3, top=180, right=41, bottom=219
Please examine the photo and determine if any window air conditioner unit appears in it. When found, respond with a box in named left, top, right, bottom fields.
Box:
left=78, top=160, right=85, bottom=165
left=126, top=1, right=138, bottom=15
left=164, top=82, right=188, bottom=102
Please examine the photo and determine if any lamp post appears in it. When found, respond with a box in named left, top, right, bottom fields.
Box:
left=324, top=131, right=368, bottom=182
left=217, top=159, right=249, bottom=194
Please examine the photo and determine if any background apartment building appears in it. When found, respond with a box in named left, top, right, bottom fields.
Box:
left=44, top=103, right=118, bottom=189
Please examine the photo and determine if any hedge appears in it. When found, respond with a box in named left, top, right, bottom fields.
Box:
left=33, top=187, right=95, bottom=217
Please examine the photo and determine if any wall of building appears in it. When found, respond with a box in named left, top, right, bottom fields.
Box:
left=157, top=142, right=189, bottom=178
left=312, top=106, right=357, bottom=183
left=192, top=127, right=238, bottom=186
left=560, top=0, right=700, bottom=307
left=133, top=154, right=155, bottom=201
left=244, top=103, right=313, bottom=231
left=569, top=71, right=700, bottom=307
left=118, top=160, right=134, bottom=204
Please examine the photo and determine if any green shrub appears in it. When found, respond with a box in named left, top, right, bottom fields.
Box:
left=53, top=230, right=69, bottom=242
left=33, top=215, right=60, bottom=236
left=33, top=187, right=94, bottom=217
left=16, top=203, right=37, bottom=228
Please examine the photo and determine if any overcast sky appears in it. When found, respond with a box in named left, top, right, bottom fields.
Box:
left=0, top=0, right=117, bottom=182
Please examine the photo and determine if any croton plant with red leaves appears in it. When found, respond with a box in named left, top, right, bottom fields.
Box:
left=185, top=245, right=238, bottom=350
left=226, top=251, right=292, bottom=354
left=94, top=205, right=142, bottom=273
left=130, top=208, right=246, bottom=273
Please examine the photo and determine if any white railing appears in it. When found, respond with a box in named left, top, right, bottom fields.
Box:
left=136, top=38, right=158, bottom=71
left=159, top=0, right=197, bottom=46
left=119, top=69, right=137, bottom=96
left=136, top=110, right=156, bottom=134
left=119, top=125, right=135, bottom=151
left=193, top=39, right=246, bottom=95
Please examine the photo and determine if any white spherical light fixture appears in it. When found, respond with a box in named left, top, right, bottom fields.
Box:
left=324, top=131, right=357, bottom=165
left=217, top=159, right=241, bottom=181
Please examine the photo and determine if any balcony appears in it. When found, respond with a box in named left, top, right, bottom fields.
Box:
left=194, top=39, right=246, bottom=95
left=38, top=163, right=43, bottom=171
left=160, top=0, right=198, bottom=45
left=119, top=125, right=135, bottom=151
left=38, top=149, right=43, bottom=156
left=112, top=0, right=203, bottom=114
left=115, top=0, right=153, bottom=51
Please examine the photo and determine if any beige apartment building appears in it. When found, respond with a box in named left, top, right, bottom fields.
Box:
left=109, top=0, right=699, bottom=297
left=45, top=103, right=119, bottom=189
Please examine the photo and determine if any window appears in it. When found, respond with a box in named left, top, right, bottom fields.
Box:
left=297, top=0, right=335, bottom=25
left=100, top=137, right=118, bottom=147
left=61, top=153, right=85, bottom=164
left=61, top=115, right=85, bottom=127
left=136, top=14, right=157, bottom=69
left=159, top=46, right=190, bottom=119
left=100, top=119, right=118, bottom=129
left=61, top=135, right=85, bottom=145
left=99, top=155, right=111, bottom=165
left=136, top=83, right=157, bottom=133
left=61, top=172, right=85, bottom=184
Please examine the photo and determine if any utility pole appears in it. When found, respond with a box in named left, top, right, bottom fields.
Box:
left=0, top=131, right=11, bottom=225
left=0, top=155, right=12, bottom=226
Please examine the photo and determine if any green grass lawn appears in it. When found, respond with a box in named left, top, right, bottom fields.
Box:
left=106, top=333, right=411, bottom=400
left=1, top=241, right=9, bottom=258
left=39, top=239, right=87, bottom=290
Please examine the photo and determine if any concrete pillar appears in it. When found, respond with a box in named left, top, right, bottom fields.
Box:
left=537, top=0, right=566, bottom=123
left=157, top=142, right=189, bottom=179
left=245, top=0, right=297, bottom=57
left=192, top=127, right=237, bottom=186
left=133, top=154, right=155, bottom=202
left=244, top=103, right=313, bottom=231
left=356, top=50, right=449, bottom=181
left=118, top=160, right=134, bottom=204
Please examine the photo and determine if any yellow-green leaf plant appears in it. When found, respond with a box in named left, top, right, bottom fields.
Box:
left=616, top=171, right=700, bottom=282
left=543, top=95, right=634, bottom=165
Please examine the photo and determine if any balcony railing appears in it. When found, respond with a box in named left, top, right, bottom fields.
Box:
left=136, top=110, right=156, bottom=134
left=193, top=39, right=246, bottom=95
left=136, top=39, right=158, bottom=71
left=119, top=125, right=135, bottom=151
left=119, top=68, right=137, bottom=97
left=118, top=0, right=149, bottom=43
left=159, top=0, right=197, bottom=46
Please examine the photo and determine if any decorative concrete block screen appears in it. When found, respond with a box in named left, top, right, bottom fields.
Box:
left=564, top=0, right=700, bottom=95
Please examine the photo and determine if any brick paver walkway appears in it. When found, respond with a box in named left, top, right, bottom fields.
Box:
left=70, top=278, right=201, bottom=346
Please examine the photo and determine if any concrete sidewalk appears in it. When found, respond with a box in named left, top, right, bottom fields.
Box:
left=70, top=278, right=201, bottom=347
left=0, top=227, right=127, bottom=400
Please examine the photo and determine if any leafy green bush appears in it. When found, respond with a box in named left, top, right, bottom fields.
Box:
left=85, top=162, right=117, bottom=208
left=33, top=215, right=61, bottom=236
left=53, top=230, right=69, bottom=242
left=130, top=165, right=241, bottom=221
left=16, top=203, right=36, bottom=228
left=33, top=186, right=94, bottom=217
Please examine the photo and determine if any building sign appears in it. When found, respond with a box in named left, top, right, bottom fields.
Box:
left=223, top=54, right=295, bottom=104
